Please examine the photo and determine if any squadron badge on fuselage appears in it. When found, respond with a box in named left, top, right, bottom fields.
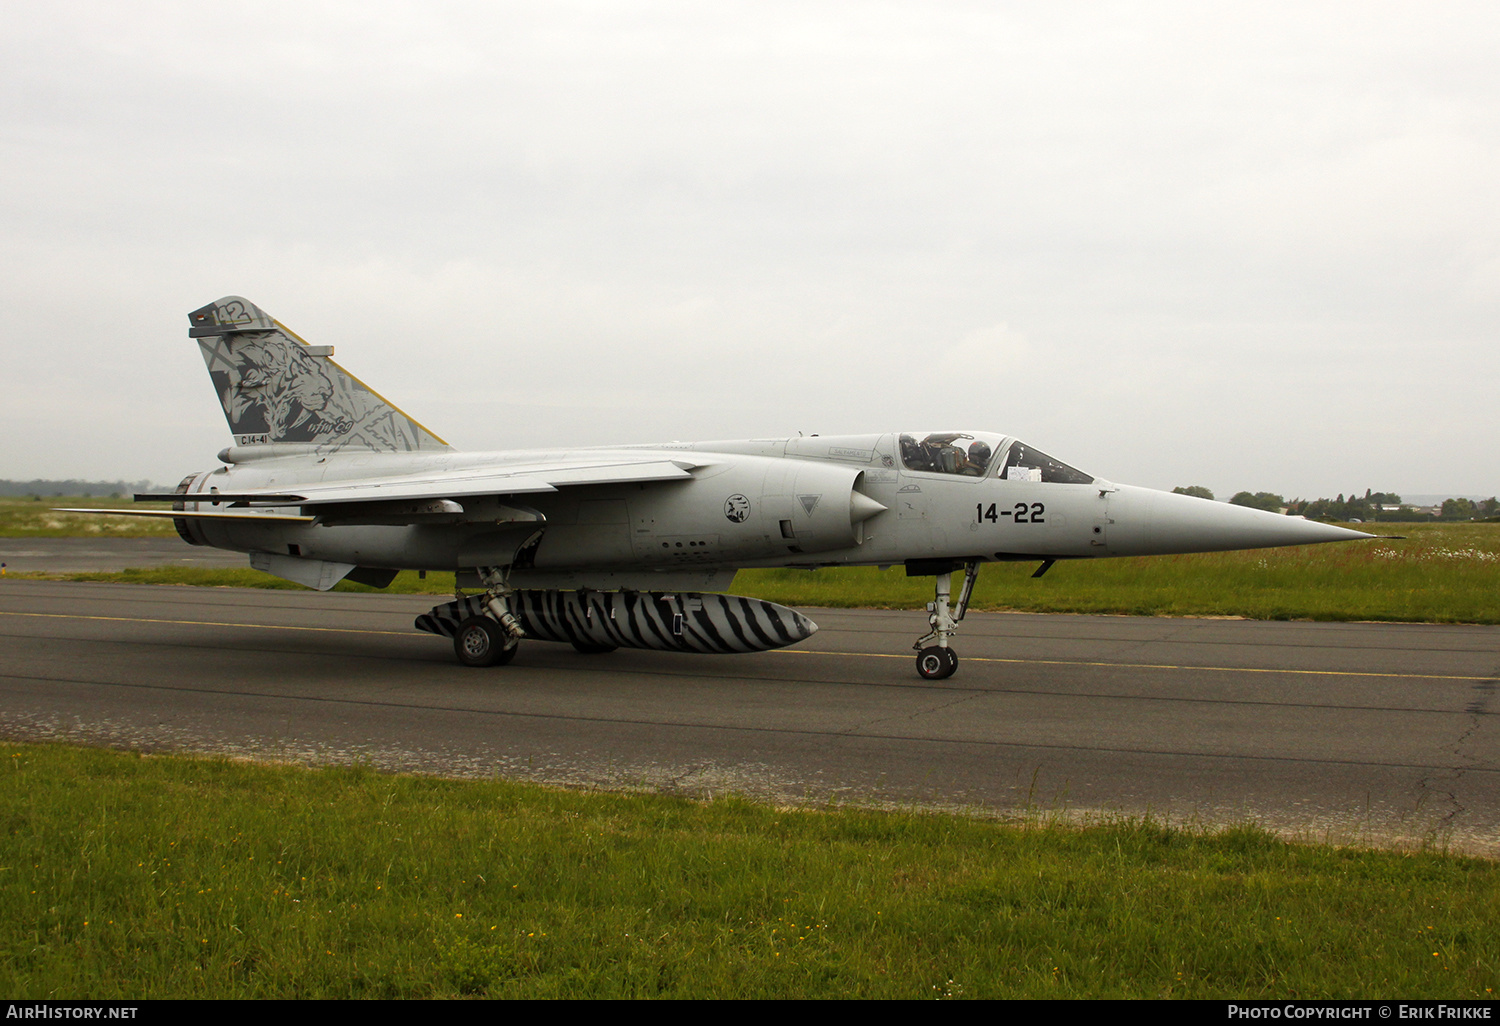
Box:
left=724, top=494, right=751, bottom=523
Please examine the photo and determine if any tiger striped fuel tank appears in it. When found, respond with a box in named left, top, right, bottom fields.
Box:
left=414, top=591, right=818, bottom=654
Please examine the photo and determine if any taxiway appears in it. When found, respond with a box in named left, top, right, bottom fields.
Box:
left=0, top=579, right=1495, bottom=853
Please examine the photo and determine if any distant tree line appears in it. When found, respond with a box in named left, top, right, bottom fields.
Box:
left=0, top=479, right=158, bottom=499
left=1172, top=486, right=1500, bottom=522
left=1433, top=497, right=1499, bottom=521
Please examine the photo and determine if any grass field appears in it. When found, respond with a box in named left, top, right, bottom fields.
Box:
left=22, top=508, right=1500, bottom=624
left=1, top=496, right=175, bottom=538
left=1, top=744, right=1496, bottom=999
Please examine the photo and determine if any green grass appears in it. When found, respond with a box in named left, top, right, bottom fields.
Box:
left=2, top=496, right=175, bottom=538
left=1, top=744, right=1495, bottom=999
left=17, top=522, right=1500, bottom=624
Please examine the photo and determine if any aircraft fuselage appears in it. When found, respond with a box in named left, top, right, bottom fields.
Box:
left=89, top=296, right=1374, bottom=677
left=172, top=429, right=1356, bottom=583
left=170, top=434, right=1098, bottom=574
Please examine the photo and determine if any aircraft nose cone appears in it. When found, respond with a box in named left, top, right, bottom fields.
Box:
left=1106, top=485, right=1373, bottom=556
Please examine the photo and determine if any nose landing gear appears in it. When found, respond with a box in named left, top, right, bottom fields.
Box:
left=912, top=560, right=979, bottom=679
left=915, top=644, right=958, bottom=679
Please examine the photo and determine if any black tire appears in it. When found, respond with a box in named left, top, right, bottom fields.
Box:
left=916, top=645, right=958, bottom=680
left=570, top=640, right=619, bottom=655
left=455, top=616, right=510, bottom=667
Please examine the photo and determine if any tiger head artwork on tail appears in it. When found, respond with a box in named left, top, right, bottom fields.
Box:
left=189, top=296, right=448, bottom=454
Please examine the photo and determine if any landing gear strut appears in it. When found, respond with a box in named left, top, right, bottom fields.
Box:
left=913, top=561, right=979, bottom=680
left=453, top=566, right=525, bottom=667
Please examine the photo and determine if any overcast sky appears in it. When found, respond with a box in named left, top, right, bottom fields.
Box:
left=2, top=1, right=1496, bottom=499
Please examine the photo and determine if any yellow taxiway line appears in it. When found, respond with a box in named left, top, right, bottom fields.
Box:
left=0, top=609, right=1490, bottom=682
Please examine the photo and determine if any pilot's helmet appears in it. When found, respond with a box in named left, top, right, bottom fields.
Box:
left=968, top=441, right=992, bottom=466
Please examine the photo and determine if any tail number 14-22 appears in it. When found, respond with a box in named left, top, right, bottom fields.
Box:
left=977, top=502, right=1045, bottom=524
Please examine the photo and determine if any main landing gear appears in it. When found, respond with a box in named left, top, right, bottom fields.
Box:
left=912, top=560, right=979, bottom=680
left=453, top=566, right=525, bottom=667
left=454, top=615, right=517, bottom=667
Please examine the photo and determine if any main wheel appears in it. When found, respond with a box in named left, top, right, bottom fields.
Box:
left=454, top=616, right=516, bottom=667
left=916, top=645, right=958, bottom=680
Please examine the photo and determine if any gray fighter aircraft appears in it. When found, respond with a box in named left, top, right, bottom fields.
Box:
left=77, top=296, right=1372, bottom=679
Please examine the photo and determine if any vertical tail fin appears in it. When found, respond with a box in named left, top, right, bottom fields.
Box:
left=189, top=296, right=449, bottom=454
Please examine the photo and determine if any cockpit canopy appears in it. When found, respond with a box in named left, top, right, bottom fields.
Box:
left=898, top=432, right=998, bottom=476
left=898, top=432, right=1094, bottom=484
left=998, top=439, right=1094, bottom=484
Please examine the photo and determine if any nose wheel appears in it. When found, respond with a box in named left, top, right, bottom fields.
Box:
left=916, top=645, right=959, bottom=679
left=911, top=561, right=979, bottom=679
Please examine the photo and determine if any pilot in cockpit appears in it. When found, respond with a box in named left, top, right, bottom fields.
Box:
left=961, top=440, right=991, bottom=476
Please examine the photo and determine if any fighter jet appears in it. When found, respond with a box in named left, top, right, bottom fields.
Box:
left=74, top=296, right=1372, bottom=679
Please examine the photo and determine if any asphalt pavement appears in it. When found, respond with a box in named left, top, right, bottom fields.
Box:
left=2, top=576, right=1496, bottom=854
left=0, top=537, right=246, bottom=573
